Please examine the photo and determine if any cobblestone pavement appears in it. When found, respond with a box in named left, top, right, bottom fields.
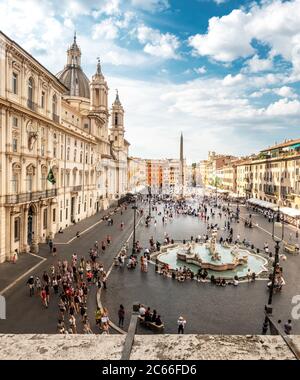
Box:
left=101, top=200, right=300, bottom=335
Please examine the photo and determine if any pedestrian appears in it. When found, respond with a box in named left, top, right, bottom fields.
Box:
left=118, top=304, right=125, bottom=327
left=49, top=239, right=53, bottom=254
left=41, top=287, right=48, bottom=308
left=284, top=320, right=292, bottom=335
left=69, top=314, right=77, bottom=334
left=52, top=245, right=57, bottom=256
left=27, top=276, right=34, bottom=297
left=177, top=316, right=186, bottom=334
left=34, top=276, right=41, bottom=295
left=102, top=272, right=107, bottom=289
left=121, top=221, right=124, bottom=230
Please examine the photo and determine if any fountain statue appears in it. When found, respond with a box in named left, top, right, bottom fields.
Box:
left=207, top=229, right=221, bottom=261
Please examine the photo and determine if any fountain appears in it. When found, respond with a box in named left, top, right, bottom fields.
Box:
left=157, top=230, right=268, bottom=279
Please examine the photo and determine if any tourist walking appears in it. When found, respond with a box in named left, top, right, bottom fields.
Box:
left=118, top=304, right=125, bottom=327
left=27, top=276, right=34, bottom=297
left=177, top=316, right=186, bottom=334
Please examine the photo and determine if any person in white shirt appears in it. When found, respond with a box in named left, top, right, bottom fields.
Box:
left=139, top=305, right=146, bottom=317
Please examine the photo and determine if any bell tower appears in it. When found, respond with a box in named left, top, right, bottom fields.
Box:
left=110, top=89, right=125, bottom=149
left=90, top=58, right=108, bottom=115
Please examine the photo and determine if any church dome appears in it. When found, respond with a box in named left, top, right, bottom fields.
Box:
left=57, top=66, right=90, bottom=99
left=56, top=34, right=90, bottom=99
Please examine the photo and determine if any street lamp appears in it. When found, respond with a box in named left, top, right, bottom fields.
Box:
left=148, top=185, right=152, bottom=218
left=132, top=202, right=138, bottom=255
left=262, top=205, right=284, bottom=334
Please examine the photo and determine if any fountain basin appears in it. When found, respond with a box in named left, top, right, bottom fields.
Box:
left=157, top=242, right=268, bottom=279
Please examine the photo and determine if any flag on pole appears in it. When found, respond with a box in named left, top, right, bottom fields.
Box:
left=47, top=167, right=56, bottom=184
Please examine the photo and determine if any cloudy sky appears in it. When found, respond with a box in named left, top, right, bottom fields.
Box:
left=1, top=0, right=300, bottom=162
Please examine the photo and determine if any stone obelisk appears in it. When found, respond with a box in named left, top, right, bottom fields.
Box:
left=180, top=132, right=184, bottom=197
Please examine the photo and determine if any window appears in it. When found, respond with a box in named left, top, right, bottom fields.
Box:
left=115, top=113, right=118, bottom=126
left=52, top=209, right=56, bottom=223
left=12, top=174, right=19, bottom=193
left=28, top=77, right=34, bottom=102
left=53, top=146, right=57, bottom=158
left=12, top=117, right=18, bottom=127
left=12, top=72, right=18, bottom=94
left=85, top=153, right=88, bottom=164
left=60, top=210, right=62, bottom=222
left=80, top=151, right=83, bottom=163
left=74, top=149, right=77, bottom=162
left=52, top=94, right=57, bottom=115
left=78, top=203, right=80, bottom=214
left=67, top=147, right=70, bottom=160
left=12, top=138, right=18, bottom=152
left=43, top=208, right=47, bottom=229
left=14, top=217, right=20, bottom=242
left=41, top=143, right=45, bottom=157
left=65, top=208, right=68, bottom=220
left=41, top=91, right=45, bottom=108
left=61, top=145, right=64, bottom=159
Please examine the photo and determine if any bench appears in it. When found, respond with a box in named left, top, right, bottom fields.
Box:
left=138, top=316, right=164, bottom=332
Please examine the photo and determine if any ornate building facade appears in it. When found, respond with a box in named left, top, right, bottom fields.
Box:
left=0, top=32, right=129, bottom=263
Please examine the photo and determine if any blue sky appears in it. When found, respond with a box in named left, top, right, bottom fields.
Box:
left=1, top=0, right=300, bottom=162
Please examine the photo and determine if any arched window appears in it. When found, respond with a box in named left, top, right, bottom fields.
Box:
left=114, top=113, right=118, bottom=126
left=28, top=77, right=34, bottom=109
left=52, top=94, right=57, bottom=115
left=12, top=163, right=21, bottom=194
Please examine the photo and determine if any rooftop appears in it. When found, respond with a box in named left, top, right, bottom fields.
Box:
left=261, top=138, right=300, bottom=153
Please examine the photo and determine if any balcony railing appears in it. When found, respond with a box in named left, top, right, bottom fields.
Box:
left=5, top=189, right=57, bottom=205
left=27, top=99, right=37, bottom=112
left=52, top=113, right=59, bottom=123
left=72, top=185, right=82, bottom=192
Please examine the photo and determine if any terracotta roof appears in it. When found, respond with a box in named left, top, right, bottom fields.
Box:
left=261, top=138, right=300, bottom=152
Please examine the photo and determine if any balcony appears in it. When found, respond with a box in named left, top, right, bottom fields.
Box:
left=52, top=113, right=59, bottom=123
left=5, top=189, right=57, bottom=205
left=27, top=99, right=37, bottom=112
left=71, top=185, right=82, bottom=192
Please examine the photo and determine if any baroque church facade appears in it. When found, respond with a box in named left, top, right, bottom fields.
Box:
left=0, top=31, right=129, bottom=263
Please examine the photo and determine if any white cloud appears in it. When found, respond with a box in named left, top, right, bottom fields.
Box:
left=188, top=9, right=254, bottom=62
left=273, top=86, right=298, bottom=99
left=188, top=0, right=300, bottom=75
left=194, top=66, right=207, bottom=74
left=92, top=0, right=121, bottom=17
left=136, top=25, right=180, bottom=59
left=130, top=0, right=170, bottom=12
left=222, top=73, right=244, bottom=86
left=265, top=98, right=300, bottom=116
left=92, top=18, right=119, bottom=40
left=249, top=89, right=271, bottom=98
left=245, top=54, right=273, bottom=73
